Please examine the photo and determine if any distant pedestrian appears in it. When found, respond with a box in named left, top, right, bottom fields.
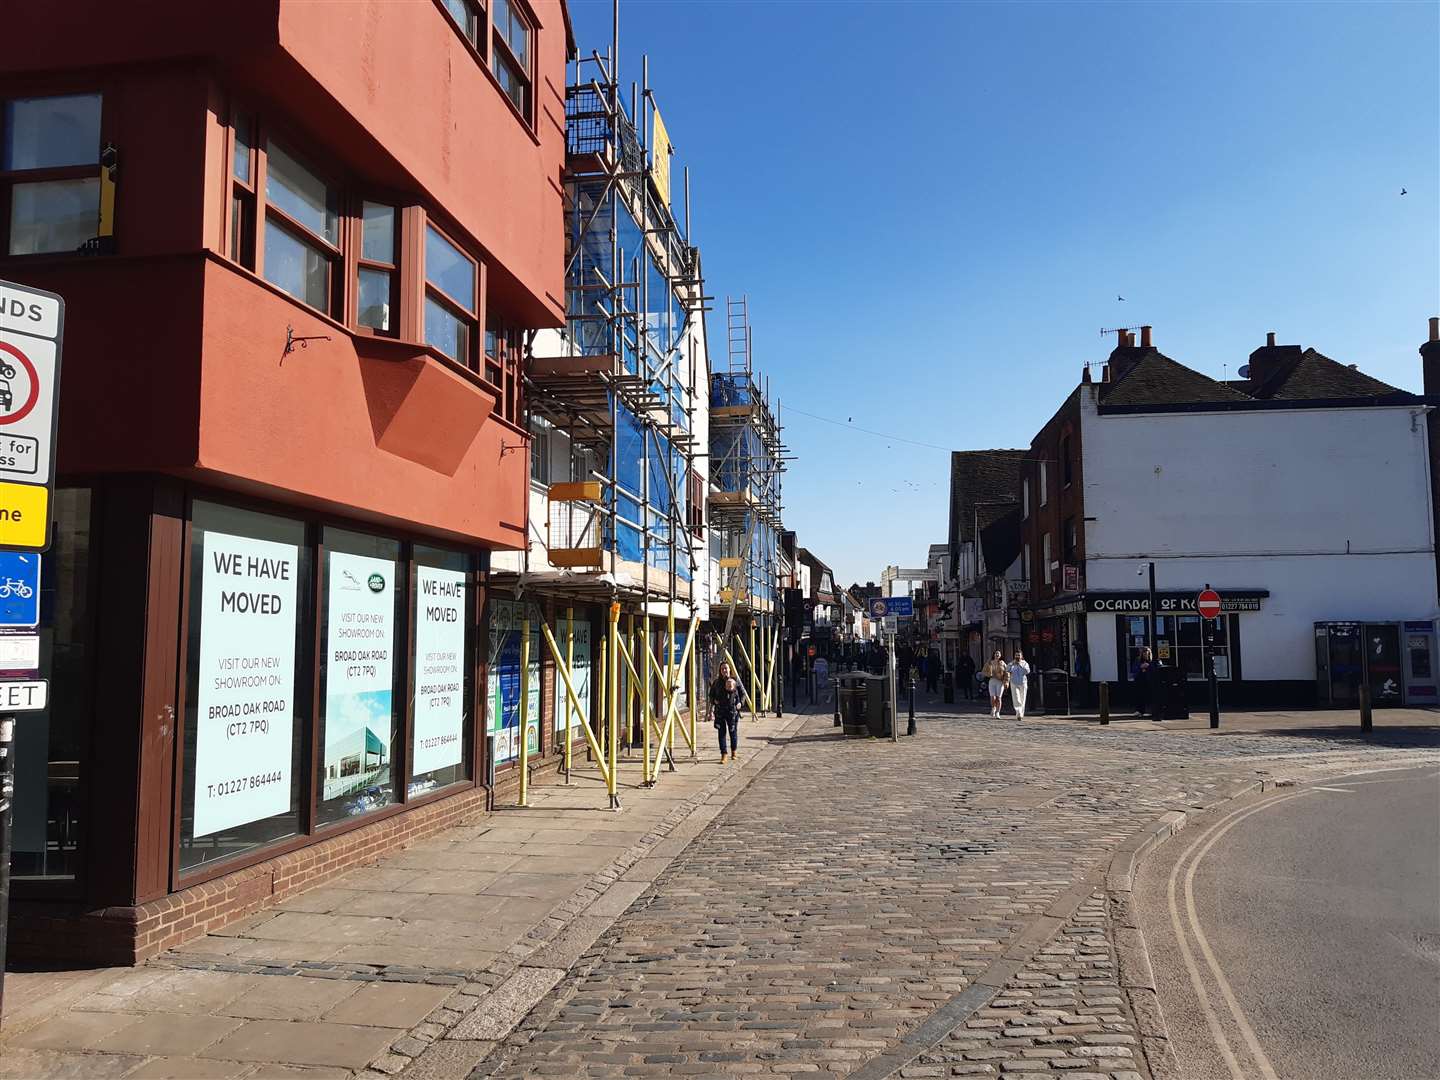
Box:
left=1008, top=650, right=1032, bottom=719
left=1072, top=644, right=1091, bottom=708
left=1131, top=647, right=1153, bottom=718
left=982, top=650, right=1009, bottom=718
left=957, top=653, right=976, bottom=700
left=708, top=660, right=744, bottom=764
left=925, top=651, right=938, bottom=693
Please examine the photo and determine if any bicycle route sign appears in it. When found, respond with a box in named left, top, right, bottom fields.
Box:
left=0, top=551, right=40, bottom=628
left=0, top=278, right=63, bottom=553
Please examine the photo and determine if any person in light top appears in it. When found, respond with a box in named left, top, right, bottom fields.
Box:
left=982, top=650, right=1009, bottom=718
left=1008, top=650, right=1032, bottom=720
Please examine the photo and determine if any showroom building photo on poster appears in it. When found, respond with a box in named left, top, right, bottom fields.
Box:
left=192, top=531, right=300, bottom=838
left=488, top=599, right=541, bottom=764
left=322, top=549, right=397, bottom=817
left=412, top=565, right=467, bottom=778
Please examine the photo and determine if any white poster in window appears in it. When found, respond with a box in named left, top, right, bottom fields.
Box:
left=193, top=532, right=298, bottom=838
left=413, top=567, right=466, bottom=776
left=555, top=620, right=590, bottom=731
left=323, top=551, right=395, bottom=803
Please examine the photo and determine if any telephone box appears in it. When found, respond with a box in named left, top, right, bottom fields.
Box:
left=1316, top=621, right=1436, bottom=707
left=1401, top=620, right=1438, bottom=705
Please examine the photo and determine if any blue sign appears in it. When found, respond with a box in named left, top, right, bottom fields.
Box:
left=870, top=596, right=913, bottom=619
left=0, top=552, right=40, bottom=628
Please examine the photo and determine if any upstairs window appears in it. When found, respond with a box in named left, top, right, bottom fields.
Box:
left=1, top=93, right=102, bottom=255
left=263, top=142, right=340, bottom=314
left=229, top=110, right=256, bottom=268
left=1061, top=434, right=1073, bottom=487
left=492, top=0, right=533, bottom=119
left=357, top=202, right=396, bottom=333
left=441, top=0, right=484, bottom=50
left=423, top=223, right=478, bottom=365
left=1039, top=461, right=1048, bottom=507
left=484, top=319, right=522, bottom=426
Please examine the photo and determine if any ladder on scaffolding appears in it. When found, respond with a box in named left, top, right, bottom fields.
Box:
left=726, top=295, right=751, bottom=376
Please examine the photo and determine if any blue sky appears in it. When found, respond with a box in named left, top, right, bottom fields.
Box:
left=569, top=0, right=1439, bottom=587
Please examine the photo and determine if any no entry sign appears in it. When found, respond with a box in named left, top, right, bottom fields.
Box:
left=1196, top=588, right=1222, bottom=621
left=0, top=279, right=63, bottom=553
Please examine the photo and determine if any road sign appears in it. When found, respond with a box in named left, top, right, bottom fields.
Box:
left=0, top=679, right=46, bottom=711
left=0, top=552, right=40, bottom=628
left=1196, top=588, right=1222, bottom=621
left=0, top=279, right=63, bottom=553
left=870, top=596, right=913, bottom=619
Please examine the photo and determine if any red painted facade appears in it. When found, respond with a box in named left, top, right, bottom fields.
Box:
left=1, top=0, right=571, bottom=962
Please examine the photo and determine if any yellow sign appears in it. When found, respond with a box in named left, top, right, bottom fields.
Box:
left=650, top=106, right=673, bottom=205
left=0, top=480, right=49, bottom=550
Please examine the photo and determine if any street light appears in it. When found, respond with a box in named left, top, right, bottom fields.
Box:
left=1137, top=562, right=1157, bottom=660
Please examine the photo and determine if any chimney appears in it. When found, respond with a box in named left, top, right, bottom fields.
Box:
left=1082, top=364, right=1092, bottom=384
left=1421, top=316, right=1440, bottom=396
left=1140, top=325, right=1152, bottom=348
left=1101, top=363, right=1111, bottom=383
left=1246, top=331, right=1302, bottom=391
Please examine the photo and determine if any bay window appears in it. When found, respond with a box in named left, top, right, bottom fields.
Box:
left=423, top=223, right=478, bottom=365
left=1, top=93, right=102, bottom=255
left=263, top=142, right=340, bottom=314
left=357, top=202, right=397, bottom=333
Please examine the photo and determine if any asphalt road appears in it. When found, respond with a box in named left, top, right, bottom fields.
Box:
left=1136, top=765, right=1440, bottom=1080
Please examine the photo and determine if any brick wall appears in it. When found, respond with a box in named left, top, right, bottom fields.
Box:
left=9, top=783, right=492, bottom=968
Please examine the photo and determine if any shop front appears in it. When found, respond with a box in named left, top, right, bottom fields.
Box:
left=7, top=481, right=526, bottom=966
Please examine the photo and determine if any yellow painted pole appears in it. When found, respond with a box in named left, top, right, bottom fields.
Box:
left=608, top=602, right=620, bottom=807
left=597, top=639, right=607, bottom=764
left=519, top=616, right=530, bottom=807
left=624, top=612, right=635, bottom=752
left=689, top=621, right=699, bottom=760
left=749, top=621, right=758, bottom=723
left=758, top=613, right=769, bottom=712
left=666, top=604, right=676, bottom=765
left=539, top=620, right=609, bottom=788
left=642, top=612, right=653, bottom=784
left=564, top=607, right=574, bottom=782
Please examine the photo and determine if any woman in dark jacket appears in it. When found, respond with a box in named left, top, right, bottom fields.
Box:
left=708, top=660, right=744, bottom=764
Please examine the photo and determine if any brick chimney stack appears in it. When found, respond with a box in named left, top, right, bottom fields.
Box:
left=1421, top=315, right=1440, bottom=395
left=1140, top=325, right=1152, bottom=348
left=1246, top=331, right=1302, bottom=390
left=1423, top=317, right=1440, bottom=602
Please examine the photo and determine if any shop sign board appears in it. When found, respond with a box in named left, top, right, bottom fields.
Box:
left=1062, top=565, right=1080, bottom=592
left=322, top=551, right=396, bottom=805
left=0, top=279, right=63, bottom=553
left=412, top=567, right=466, bottom=776
left=192, top=531, right=299, bottom=838
left=870, top=596, right=913, bottom=619
left=1084, top=589, right=1266, bottom=614
left=488, top=599, right=540, bottom=764
left=0, top=551, right=40, bottom=628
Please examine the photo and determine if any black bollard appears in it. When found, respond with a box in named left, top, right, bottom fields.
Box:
left=907, top=676, right=917, bottom=736
left=1099, top=682, right=1110, bottom=725
left=1360, top=683, right=1372, bottom=732
left=1208, top=661, right=1220, bottom=729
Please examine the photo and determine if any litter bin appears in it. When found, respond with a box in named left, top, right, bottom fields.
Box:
left=1154, top=666, right=1190, bottom=720
left=865, top=674, right=893, bottom=738
left=1039, top=670, right=1070, bottom=716
left=838, top=673, right=870, bottom=737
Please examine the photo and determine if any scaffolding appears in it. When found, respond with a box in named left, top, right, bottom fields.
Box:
left=510, top=8, right=708, bottom=807
left=709, top=296, right=787, bottom=720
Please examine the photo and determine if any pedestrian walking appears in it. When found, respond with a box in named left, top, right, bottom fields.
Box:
left=1131, top=646, right=1153, bottom=718
left=1008, top=649, right=1031, bottom=719
left=982, top=650, right=1009, bottom=718
left=708, top=660, right=744, bottom=764
left=957, top=652, right=976, bottom=700
left=1073, top=643, right=1091, bottom=709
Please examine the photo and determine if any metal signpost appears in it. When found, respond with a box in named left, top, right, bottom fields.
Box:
left=1198, top=586, right=1222, bottom=728
left=870, top=598, right=913, bottom=742
left=0, top=278, right=63, bottom=1019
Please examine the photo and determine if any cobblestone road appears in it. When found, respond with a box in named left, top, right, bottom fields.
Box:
left=472, top=706, right=1436, bottom=1079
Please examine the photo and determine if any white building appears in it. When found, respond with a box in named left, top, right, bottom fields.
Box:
left=1020, top=328, right=1439, bottom=707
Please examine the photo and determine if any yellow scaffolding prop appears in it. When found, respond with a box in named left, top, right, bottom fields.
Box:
left=608, top=602, right=620, bottom=808
left=564, top=607, right=575, bottom=782
left=748, top=621, right=758, bottom=723
left=688, top=626, right=699, bottom=761
left=519, top=617, right=530, bottom=807
left=538, top=619, right=612, bottom=798
left=639, top=612, right=698, bottom=783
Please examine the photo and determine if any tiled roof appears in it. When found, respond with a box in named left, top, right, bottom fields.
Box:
left=949, top=450, right=1026, bottom=546
left=1254, top=348, right=1400, bottom=400
left=1102, top=350, right=1251, bottom=406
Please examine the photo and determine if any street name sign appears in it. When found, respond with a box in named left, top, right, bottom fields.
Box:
left=0, top=279, right=64, bottom=552
left=870, top=596, right=913, bottom=619
left=1196, top=588, right=1222, bottom=621
left=0, top=679, right=46, bottom=712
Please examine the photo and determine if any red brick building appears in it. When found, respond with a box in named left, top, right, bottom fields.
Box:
left=2, top=0, right=571, bottom=963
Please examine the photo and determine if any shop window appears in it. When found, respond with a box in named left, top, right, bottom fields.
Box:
left=1123, top=614, right=1230, bottom=681
left=424, top=223, right=478, bottom=367
left=263, top=142, right=340, bottom=314
left=409, top=545, right=472, bottom=797
left=1, top=93, right=102, bottom=255
left=492, top=0, right=533, bottom=120
left=180, top=501, right=310, bottom=874
left=11, top=488, right=93, bottom=885
left=317, top=528, right=404, bottom=827
left=357, top=202, right=397, bottom=333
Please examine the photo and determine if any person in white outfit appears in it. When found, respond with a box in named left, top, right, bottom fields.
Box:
left=1008, top=650, right=1032, bottom=719
left=982, top=650, right=1008, bottom=718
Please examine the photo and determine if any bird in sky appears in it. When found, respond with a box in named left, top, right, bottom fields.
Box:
left=1400, top=187, right=1408, bottom=195
left=1117, top=294, right=1126, bottom=301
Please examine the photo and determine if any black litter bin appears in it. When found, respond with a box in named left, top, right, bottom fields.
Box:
left=838, top=674, right=870, bottom=736
left=1154, top=666, right=1190, bottom=719
left=865, top=675, right=893, bottom=738
left=1039, top=670, right=1070, bottom=716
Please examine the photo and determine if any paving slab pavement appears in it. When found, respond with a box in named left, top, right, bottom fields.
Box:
left=0, top=706, right=810, bottom=1078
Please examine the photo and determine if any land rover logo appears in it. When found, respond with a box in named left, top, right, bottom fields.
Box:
left=367, top=573, right=385, bottom=593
